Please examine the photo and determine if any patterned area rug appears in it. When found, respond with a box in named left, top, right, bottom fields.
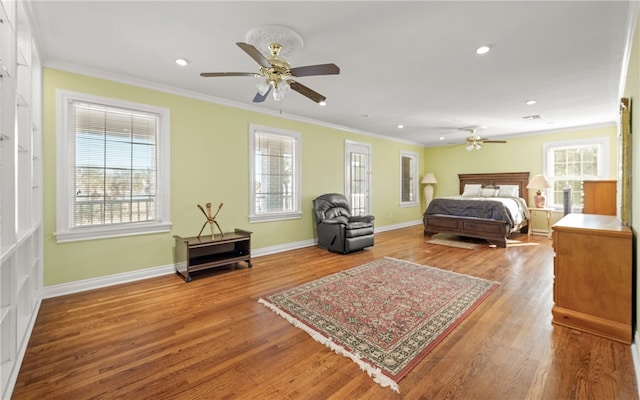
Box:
left=258, top=257, right=499, bottom=392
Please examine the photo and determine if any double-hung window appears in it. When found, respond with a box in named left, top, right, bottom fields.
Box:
left=543, top=137, right=609, bottom=210
left=249, top=124, right=301, bottom=222
left=56, top=90, right=171, bottom=242
left=400, top=151, right=418, bottom=207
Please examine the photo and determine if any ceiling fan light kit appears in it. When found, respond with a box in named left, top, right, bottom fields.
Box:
left=201, top=25, right=339, bottom=105
left=460, top=128, right=507, bottom=151
left=466, top=142, right=482, bottom=151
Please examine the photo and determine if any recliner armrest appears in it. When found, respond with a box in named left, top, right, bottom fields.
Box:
left=349, top=215, right=375, bottom=223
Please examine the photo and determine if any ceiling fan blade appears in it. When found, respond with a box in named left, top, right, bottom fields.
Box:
left=290, top=63, right=340, bottom=77
left=252, top=86, right=272, bottom=103
left=200, top=72, right=260, bottom=77
left=288, top=80, right=326, bottom=103
left=236, top=42, right=271, bottom=68
left=482, top=140, right=507, bottom=143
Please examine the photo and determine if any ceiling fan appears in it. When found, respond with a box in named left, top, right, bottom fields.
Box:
left=200, top=41, right=340, bottom=104
left=460, top=128, right=507, bottom=151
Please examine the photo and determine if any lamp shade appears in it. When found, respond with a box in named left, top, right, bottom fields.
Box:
left=421, top=173, right=437, bottom=184
left=527, top=175, right=552, bottom=189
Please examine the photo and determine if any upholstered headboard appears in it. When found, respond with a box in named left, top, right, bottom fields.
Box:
left=458, top=172, right=530, bottom=206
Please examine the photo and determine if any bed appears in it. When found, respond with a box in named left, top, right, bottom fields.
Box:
left=423, top=172, right=530, bottom=248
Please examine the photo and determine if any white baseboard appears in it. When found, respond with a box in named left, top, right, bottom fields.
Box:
left=375, top=219, right=423, bottom=232
left=42, top=221, right=423, bottom=298
left=252, top=238, right=316, bottom=257
left=43, top=264, right=176, bottom=299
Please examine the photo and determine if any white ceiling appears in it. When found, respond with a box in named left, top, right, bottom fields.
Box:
left=28, top=1, right=636, bottom=146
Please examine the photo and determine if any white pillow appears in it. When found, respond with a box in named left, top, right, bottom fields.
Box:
left=481, top=188, right=498, bottom=197
left=498, top=185, right=519, bottom=197
left=462, top=184, right=482, bottom=197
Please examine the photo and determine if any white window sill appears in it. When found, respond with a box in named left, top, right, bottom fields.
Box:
left=55, top=221, right=171, bottom=243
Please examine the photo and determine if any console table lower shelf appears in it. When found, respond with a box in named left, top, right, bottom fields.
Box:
left=174, top=229, right=252, bottom=282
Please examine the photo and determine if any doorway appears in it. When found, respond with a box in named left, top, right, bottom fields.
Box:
left=344, top=140, right=371, bottom=216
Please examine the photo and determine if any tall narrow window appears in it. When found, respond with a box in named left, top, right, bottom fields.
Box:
left=543, top=137, right=609, bottom=210
left=56, top=91, right=171, bottom=242
left=400, top=151, right=418, bottom=207
left=249, top=124, right=301, bottom=222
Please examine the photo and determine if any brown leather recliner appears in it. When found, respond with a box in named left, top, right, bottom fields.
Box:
left=312, top=193, right=375, bottom=254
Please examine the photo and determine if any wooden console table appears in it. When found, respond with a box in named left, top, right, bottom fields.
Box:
left=174, top=229, right=252, bottom=282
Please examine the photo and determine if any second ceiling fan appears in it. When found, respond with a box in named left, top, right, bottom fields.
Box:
left=201, top=41, right=339, bottom=104
left=460, top=128, right=507, bottom=151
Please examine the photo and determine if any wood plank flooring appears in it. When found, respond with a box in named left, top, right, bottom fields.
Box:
left=11, top=225, right=638, bottom=399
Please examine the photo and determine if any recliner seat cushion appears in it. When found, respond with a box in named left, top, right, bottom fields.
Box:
left=345, top=222, right=374, bottom=237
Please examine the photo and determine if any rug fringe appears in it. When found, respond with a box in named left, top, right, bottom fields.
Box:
left=258, top=298, right=400, bottom=393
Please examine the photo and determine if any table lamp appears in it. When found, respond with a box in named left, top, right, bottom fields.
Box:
left=527, top=175, right=552, bottom=208
left=421, top=173, right=438, bottom=208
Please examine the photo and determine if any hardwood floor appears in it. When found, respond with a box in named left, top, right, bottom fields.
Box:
left=12, top=225, right=638, bottom=399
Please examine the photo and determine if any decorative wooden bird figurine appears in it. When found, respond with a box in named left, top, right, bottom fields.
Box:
left=197, top=202, right=224, bottom=239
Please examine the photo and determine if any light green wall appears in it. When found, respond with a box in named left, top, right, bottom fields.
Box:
left=422, top=125, right=618, bottom=233
left=623, top=10, right=640, bottom=342
left=43, top=66, right=623, bottom=287
left=43, top=68, right=424, bottom=286
left=423, top=125, right=618, bottom=207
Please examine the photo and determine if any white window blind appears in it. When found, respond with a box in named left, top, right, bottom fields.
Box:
left=400, top=151, right=418, bottom=207
left=249, top=124, right=301, bottom=222
left=56, top=90, right=171, bottom=242
left=71, top=101, right=158, bottom=227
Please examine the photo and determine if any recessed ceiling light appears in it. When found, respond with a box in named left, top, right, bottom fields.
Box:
left=319, top=100, right=327, bottom=106
left=526, top=100, right=537, bottom=105
left=175, top=58, right=189, bottom=66
left=439, top=137, right=445, bottom=141
left=397, top=124, right=404, bottom=129
left=475, top=45, right=491, bottom=55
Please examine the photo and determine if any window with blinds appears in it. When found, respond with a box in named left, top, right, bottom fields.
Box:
left=400, top=151, right=418, bottom=206
left=72, top=102, right=158, bottom=227
left=56, top=90, right=171, bottom=242
left=249, top=124, right=301, bottom=222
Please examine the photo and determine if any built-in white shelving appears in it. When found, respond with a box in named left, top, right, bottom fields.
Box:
left=0, top=1, right=43, bottom=398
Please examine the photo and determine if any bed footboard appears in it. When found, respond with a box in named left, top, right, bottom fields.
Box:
left=423, top=214, right=510, bottom=248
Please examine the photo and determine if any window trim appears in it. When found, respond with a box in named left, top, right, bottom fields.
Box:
left=399, top=151, right=419, bottom=207
left=542, top=136, right=609, bottom=210
left=248, top=124, right=302, bottom=223
left=55, top=90, right=171, bottom=243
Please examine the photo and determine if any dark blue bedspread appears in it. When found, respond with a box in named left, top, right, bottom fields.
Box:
left=424, top=197, right=519, bottom=230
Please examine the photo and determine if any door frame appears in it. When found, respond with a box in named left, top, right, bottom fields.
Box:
left=344, top=140, right=372, bottom=215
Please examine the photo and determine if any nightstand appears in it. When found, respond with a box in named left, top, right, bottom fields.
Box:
left=528, top=207, right=553, bottom=239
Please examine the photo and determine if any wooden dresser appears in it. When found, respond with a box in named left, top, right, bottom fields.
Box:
left=551, top=214, right=632, bottom=344
left=582, top=180, right=616, bottom=215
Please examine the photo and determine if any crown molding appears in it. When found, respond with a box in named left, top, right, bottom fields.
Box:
left=43, top=60, right=425, bottom=147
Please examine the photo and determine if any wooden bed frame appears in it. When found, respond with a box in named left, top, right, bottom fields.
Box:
left=423, top=172, right=530, bottom=248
